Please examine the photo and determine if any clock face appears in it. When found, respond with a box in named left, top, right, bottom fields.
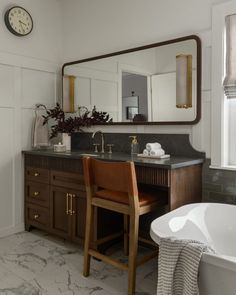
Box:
left=4, top=6, right=33, bottom=36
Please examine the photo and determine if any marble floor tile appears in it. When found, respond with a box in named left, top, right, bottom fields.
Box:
left=0, top=230, right=157, bottom=294
left=0, top=263, right=41, bottom=295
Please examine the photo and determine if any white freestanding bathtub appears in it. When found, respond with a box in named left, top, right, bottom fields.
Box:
left=150, top=203, right=236, bottom=295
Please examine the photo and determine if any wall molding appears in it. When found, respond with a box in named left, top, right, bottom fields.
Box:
left=0, top=50, right=61, bottom=73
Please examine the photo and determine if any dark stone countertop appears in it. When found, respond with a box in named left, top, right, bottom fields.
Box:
left=23, top=149, right=204, bottom=169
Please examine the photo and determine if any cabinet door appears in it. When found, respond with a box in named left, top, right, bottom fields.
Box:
left=50, top=186, right=72, bottom=239
left=71, top=192, right=87, bottom=245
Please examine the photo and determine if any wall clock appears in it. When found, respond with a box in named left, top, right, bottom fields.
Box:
left=4, top=6, right=33, bottom=37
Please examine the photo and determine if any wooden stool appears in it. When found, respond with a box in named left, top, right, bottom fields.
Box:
left=82, top=157, right=167, bottom=295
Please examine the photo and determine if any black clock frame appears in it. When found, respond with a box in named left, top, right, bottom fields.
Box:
left=4, top=6, right=33, bottom=37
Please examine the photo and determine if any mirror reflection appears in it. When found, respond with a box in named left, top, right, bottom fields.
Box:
left=63, top=36, right=200, bottom=124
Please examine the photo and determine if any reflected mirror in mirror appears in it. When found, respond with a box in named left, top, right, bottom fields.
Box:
left=62, top=35, right=201, bottom=125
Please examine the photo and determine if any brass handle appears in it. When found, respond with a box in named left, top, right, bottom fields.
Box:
left=33, top=191, right=39, bottom=197
left=34, top=172, right=40, bottom=177
left=70, top=194, right=75, bottom=215
left=66, top=193, right=69, bottom=215
left=34, top=214, right=39, bottom=219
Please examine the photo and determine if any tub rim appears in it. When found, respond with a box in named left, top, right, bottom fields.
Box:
left=150, top=202, right=236, bottom=272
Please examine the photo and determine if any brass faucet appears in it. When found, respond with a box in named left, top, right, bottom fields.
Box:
left=92, top=130, right=105, bottom=153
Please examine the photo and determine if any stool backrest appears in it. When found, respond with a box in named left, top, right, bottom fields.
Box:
left=83, top=157, right=138, bottom=198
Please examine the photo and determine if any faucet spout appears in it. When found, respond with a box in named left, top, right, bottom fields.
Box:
left=92, top=130, right=105, bottom=153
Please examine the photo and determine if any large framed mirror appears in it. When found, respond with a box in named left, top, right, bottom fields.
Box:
left=62, top=35, right=201, bottom=125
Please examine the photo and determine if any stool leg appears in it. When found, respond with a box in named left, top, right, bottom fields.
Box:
left=83, top=201, right=94, bottom=277
left=128, top=214, right=139, bottom=295
left=124, top=215, right=129, bottom=256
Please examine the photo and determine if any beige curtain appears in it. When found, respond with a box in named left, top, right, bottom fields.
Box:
left=224, top=14, right=236, bottom=99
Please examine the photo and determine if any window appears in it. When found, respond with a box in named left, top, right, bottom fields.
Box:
left=211, top=2, right=236, bottom=170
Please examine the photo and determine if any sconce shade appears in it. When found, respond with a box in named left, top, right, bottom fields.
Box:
left=176, top=54, right=192, bottom=108
left=224, top=14, right=236, bottom=99
left=63, top=75, right=75, bottom=112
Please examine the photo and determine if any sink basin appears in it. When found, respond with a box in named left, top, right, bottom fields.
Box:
left=79, top=153, right=99, bottom=157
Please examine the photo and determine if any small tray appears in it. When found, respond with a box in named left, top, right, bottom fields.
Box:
left=137, top=154, right=170, bottom=159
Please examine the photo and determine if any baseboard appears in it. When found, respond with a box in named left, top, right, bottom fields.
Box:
left=0, top=223, right=25, bottom=238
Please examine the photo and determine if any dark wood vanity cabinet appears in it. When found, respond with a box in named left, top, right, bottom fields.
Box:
left=24, top=153, right=203, bottom=246
left=25, top=158, right=87, bottom=244
left=24, top=154, right=121, bottom=245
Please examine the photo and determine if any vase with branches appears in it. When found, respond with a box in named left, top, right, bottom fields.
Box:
left=43, top=103, right=112, bottom=149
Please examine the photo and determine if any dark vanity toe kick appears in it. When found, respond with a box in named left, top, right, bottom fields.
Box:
left=22, top=150, right=204, bottom=169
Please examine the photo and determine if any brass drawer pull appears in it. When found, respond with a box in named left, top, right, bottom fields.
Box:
left=66, top=193, right=75, bottom=215
left=34, top=214, right=39, bottom=220
left=66, top=193, right=69, bottom=215
left=33, top=191, right=40, bottom=197
left=34, top=172, right=40, bottom=177
left=70, top=194, right=75, bottom=215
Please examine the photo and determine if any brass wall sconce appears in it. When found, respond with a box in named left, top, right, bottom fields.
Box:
left=176, top=54, right=192, bottom=108
left=63, top=75, right=75, bottom=113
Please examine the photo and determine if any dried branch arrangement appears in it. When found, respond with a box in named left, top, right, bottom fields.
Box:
left=43, top=103, right=112, bottom=138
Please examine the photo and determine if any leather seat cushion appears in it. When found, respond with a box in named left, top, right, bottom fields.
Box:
left=95, top=189, right=167, bottom=207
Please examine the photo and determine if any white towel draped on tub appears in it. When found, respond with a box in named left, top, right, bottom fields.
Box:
left=157, top=238, right=215, bottom=295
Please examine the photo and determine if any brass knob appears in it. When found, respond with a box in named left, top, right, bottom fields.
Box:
left=34, top=214, right=39, bottom=219
left=34, top=172, right=40, bottom=177
left=33, top=191, right=39, bottom=197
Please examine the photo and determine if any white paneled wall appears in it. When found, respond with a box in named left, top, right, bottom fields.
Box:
left=22, top=69, right=57, bottom=109
left=0, top=51, right=59, bottom=237
left=0, top=109, right=14, bottom=230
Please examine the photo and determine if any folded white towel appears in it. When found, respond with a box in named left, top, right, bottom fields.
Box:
left=146, top=142, right=161, bottom=151
left=150, top=148, right=165, bottom=157
left=143, top=149, right=150, bottom=156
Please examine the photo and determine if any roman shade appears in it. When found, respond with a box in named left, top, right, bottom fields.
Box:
left=223, top=14, right=236, bottom=99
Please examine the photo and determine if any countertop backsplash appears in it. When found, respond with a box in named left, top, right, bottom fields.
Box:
left=71, top=132, right=205, bottom=158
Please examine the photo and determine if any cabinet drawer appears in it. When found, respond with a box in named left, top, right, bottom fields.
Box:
left=25, top=167, right=49, bottom=184
left=25, top=182, right=49, bottom=208
left=25, top=204, right=49, bottom=230
left=51, top=170, right=85, bottom=191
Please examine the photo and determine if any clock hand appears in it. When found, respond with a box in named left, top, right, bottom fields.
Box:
left=19, top=20, right=27, bottom=26
left=19, top=21, right=24, bottom=32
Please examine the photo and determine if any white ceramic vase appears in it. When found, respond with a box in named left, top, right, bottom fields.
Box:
left=62, top=133, right=71, bottom=151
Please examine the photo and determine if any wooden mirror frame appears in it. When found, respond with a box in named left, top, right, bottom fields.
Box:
left=62, top=35, right=201, bottom=125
